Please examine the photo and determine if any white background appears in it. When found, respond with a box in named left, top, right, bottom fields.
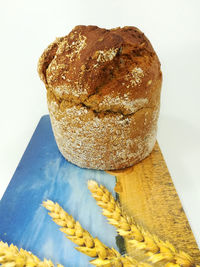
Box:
left=0, top=0, right=200, bottom=247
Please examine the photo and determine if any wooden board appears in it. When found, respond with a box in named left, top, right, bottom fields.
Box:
left=109, top=141, right=200, bottom=264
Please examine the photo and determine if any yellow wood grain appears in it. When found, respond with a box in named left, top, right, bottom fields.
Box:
left=108, top=141, right=200, bottom=264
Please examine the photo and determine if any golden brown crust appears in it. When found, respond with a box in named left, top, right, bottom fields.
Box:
left=38, top=25, right=162, bottom=115
left=38, top=37, right=64, bottom=85
left=38, top=25, right=162, bottom=170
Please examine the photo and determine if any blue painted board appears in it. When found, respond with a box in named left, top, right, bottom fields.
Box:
left=0, top=115, right=118, bottom=267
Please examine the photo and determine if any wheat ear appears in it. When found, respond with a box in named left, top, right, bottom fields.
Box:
left=0, top=241, right=63, bottom=267
left=43, top=200, right=152, bottom=267
left=88, top=180, right=196, bottom=267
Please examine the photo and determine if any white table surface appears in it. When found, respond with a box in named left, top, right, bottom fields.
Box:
left=0, top=0, right=200, bottom=247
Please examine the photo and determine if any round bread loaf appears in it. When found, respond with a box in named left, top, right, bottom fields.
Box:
left=38, top=25, right=162, bottom=170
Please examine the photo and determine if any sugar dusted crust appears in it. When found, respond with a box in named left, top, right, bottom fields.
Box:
left=38, top=25, right=162, bottom=170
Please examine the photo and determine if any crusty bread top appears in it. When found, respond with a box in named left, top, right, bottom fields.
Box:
left=38, top=25, right=162, bottom=115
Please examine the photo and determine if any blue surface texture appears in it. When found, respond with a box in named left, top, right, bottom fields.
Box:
left=0, top=115, right=118, bottom=267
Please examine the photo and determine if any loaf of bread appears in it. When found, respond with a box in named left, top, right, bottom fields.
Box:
left=38, top=25, right=162, bottom=170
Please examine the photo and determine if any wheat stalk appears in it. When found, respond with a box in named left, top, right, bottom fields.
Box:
left=0, top=241, right=63, bottom=267
left=88, top=180, right=197, bottom=267
left=43, top=200, right=152, bottom=267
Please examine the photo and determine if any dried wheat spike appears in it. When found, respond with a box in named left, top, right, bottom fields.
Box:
left=0, top=241, right=63, bottom=267
left=43, top=200, right=151, bottom=267
left=88, top=180, right=197, bottom=267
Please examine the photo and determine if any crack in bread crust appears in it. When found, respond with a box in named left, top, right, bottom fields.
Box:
left=47, top=88, right=154, bottom=119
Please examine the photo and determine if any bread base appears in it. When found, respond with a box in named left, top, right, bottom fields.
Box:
left=48, top=94, right=159, bottom=170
